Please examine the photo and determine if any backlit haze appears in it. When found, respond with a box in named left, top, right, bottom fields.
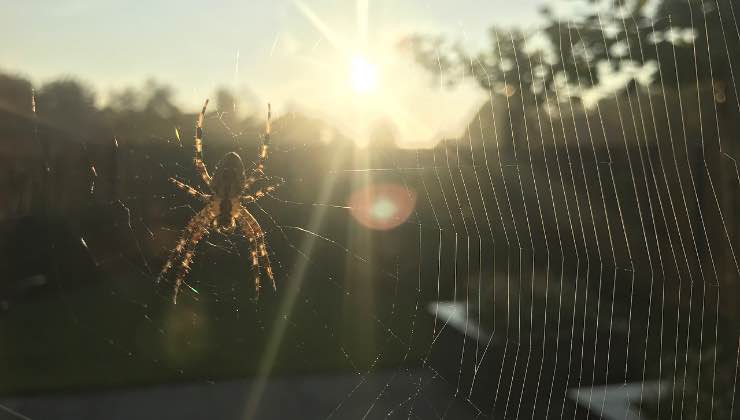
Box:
left=2, top=0, right=547, bottom=147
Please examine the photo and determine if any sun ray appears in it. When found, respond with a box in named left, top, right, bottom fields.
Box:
left=294, top=0, right=351, bottom=56
left=356, top=0, right=368, bottom=48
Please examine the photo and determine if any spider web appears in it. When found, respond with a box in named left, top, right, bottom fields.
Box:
left=1, top=1, right=740, bottom=419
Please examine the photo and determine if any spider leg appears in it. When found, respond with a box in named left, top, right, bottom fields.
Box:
left=242, top=222, right=263, bottom=296
left=158, top=203, right=217, bottom=303
left=244, top=103, right=271, bottom=190
left=172, top=246, right=200, bottom=304
left=241, top=177, right=284, bottom=203
left=193, top=99, right=213, bottom=188
left=239, top=207, right=275, bottom=295
left=169, top=177, right=211, bottom=202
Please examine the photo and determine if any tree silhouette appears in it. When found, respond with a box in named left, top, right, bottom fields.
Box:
left=143, top=79, right=179, bottom=120
left=36, top=78, right=97, bottom=136
left=107, top=87, right=141, bottom=114
left=0, top=73, right=33, bottom=116
left=215, top=88, right=239, bottom=118
left=404, top=0, right=738, bottom=104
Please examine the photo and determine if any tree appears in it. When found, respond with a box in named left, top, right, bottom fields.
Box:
left=215, top=87, right=239, bottom=118
left=0, top=73, right=33, bottom=115
left=404, top=0, right=737, bottom=104
left=37, top=78, right=97, bottom=136
left=143, top=80, right=178, bottom=119
left=107, top=87, right=142, bottom=114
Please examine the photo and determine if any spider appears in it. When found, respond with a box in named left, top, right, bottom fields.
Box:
left=159, top=99, right=281, bottom=303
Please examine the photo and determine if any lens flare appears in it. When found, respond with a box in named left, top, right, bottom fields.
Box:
left=348, top=184, right=416, bottom=230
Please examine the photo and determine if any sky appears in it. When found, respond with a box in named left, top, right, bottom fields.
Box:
left=2, top=0, right=551, bottom=147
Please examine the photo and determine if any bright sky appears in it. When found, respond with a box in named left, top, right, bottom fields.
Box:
left=2, top=0, right=549, bottom=147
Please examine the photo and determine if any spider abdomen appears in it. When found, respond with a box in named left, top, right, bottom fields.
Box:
left=210, top=152, right=247, bottom=232
left=217, top=198, right=241, bottom=232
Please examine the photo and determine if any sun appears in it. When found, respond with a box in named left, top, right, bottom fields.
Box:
left=350, top=55, right=378, bottom=94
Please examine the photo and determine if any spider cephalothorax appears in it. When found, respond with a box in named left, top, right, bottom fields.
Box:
left=159, top=100, right=280, bottom=303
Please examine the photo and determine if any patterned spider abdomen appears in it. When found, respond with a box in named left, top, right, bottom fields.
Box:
left=212, top=152, right=246, bottom=231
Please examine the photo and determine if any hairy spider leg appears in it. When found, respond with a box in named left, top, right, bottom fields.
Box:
left=159, top=204, right=218, bottom=301
left=241, top=177, right=284, bottom=203
left=240, top=208, right=276, bottom=294
left=242, top=221, right=262, bottom=295
left=168, top=177, right=211, bottom=202
left=244, top=103, right=271, bottom=190
left=193, top=99, right=213, bottom=188
left=159, top=206, right=213, bottom=278
left=172, top=243, right=202, bottom=304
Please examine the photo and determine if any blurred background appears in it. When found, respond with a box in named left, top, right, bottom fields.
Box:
left=1, top=0, right=739, bottom=419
